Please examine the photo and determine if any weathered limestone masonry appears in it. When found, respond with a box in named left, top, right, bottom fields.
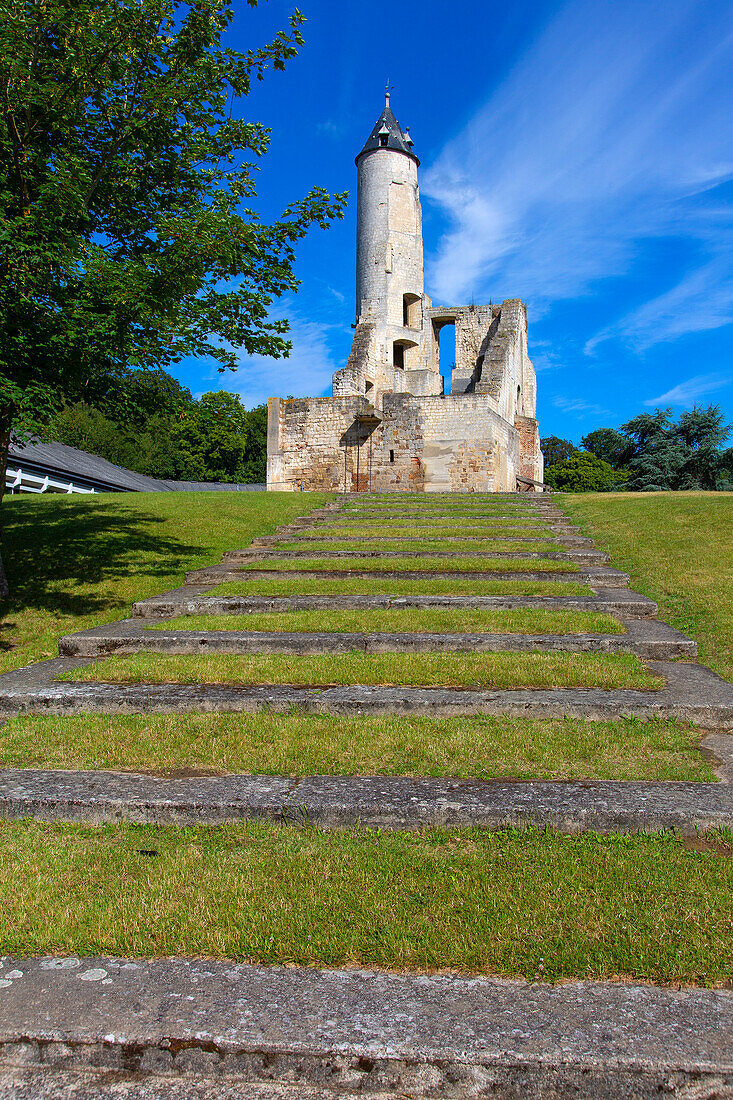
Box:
left=267, top=92, right=544, bottom=493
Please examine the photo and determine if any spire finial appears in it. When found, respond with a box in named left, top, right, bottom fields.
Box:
left=385, top=80, right=392, bottom=107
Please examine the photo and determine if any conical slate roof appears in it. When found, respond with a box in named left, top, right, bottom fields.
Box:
left=356, top=93, right=419, bottom=165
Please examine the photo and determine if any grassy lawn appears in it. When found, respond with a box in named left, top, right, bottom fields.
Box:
left=238, top=555, right=577, bottom=574
left=0, top=712, right=712, bottom=781
left=153, top=608, right=624, bottom=634
left=2, top=820, right=732, bottom=983
left=278, top=539, right=560, bottom=553
left=0, top=492, right=332, bottom=673
left=60, top=650, right=662, bottom=689
left=213, top=577, right=594, bottom=597
left=561, top=492, right=733, bottom=681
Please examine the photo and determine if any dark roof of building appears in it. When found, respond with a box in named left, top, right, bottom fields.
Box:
left=356, top=95, right=419, bottom=165
left=8, top=436, right=261, bottom=492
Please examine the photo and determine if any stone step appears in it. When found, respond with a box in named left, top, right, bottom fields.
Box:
left=310, top=525, right=587, bottom=537
left=132, top=586, right=659, bottom=619
left=253, top=534, right=597, bottom=547
left=1, top=657, right=730, bottom=726
left=1, top=767, right=732, bottom=831
left=340, top=511, right=567, bottom=521
left=58, top=617, right=696, bottom=660
left=1, top=956, right=731, bottom=1099
left=222, top=548, right=610, bottom=565
left=185, top=564, right=631, bottom=588
left=0, top=1070, right=404, bottom=1100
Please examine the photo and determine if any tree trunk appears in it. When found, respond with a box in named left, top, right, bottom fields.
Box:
left=0, top=427, right=11, bottom=598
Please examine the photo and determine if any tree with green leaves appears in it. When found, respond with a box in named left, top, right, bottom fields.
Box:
left=622, top=406, right=731, bottom=491
left=172, top=391, right=250, bottom=482
left=540, top=436, right=576, bottom=468
left=543, top=451, right=618, bottom=493
left=0, top=0, right=346, bottom=593
left=580, top=427, right=633, bottom=470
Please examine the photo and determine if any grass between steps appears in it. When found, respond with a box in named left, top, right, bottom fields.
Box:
left=213, top=577, right=594, bottom=597
left=238, top=556, right=577, bottom=574
left=276, top=539, right=560, bottom=553
left=0, top=712, right=712, bottom=781
left=560, top=492, right=733, bottom=682
left=307, top=529, right=554, bottom=540
left=343, top=498, right=541, bottom=511
left=151, top=608, right=625, bottom=635
left=0, top=491, right=334, bottom=673
left=60, top=650, right=662, bottom=689
left=321, top=518, right=552, bottom=530
left=2, top=820, right=732, bottom=983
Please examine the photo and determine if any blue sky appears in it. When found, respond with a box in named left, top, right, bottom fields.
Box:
left=174, top=0, right=733, bottom=445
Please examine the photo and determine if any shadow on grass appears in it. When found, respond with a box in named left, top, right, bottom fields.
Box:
left=0, top=497, right=203, bottom=641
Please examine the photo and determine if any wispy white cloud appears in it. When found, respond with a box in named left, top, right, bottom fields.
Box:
left=530, top=339, right=563, bottom=373
left=196, top=307, right=337, bottom=407
left=422, top=0, right=733, bottom=351
left=553, top=396, right=611, bottom=419
left=644, top=373, right=730, bottom=407
left=316, top=119, right=346, bottom=139
left=586, top=256, right=733, bottom=353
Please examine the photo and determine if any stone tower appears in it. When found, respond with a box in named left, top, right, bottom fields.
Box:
left=267, top=93, right=544, bottom=493
left=355, top=89, right=423, bottom=330
left=333, top=91, right=441, bottom=405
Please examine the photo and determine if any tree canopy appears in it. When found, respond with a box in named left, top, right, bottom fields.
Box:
left=0, top=0, right=346, bottom=592
left=46, top=385, right=269, bottom=484
left=539, top=436, right=576, bottom=468
left=543, top=451, right=618, bottom=493
left=542, top=405, right=732, bottom=492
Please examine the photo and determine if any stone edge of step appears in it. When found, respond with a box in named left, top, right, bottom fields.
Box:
left=0, top=957, right=732, bottom=1100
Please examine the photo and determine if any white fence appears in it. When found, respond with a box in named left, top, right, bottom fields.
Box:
left=6, top=465, right=97, bottom=495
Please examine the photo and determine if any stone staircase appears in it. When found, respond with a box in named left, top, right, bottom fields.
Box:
left=2, top=491, right=733, bottom=1097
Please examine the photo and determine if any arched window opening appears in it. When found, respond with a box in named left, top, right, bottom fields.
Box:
left=432, top=320, right=455, bottom=388
left=365, top=380, right=374, bottom=395
left=392, top=339, right=418, bottom=370
left=403, top=293, right=421, bottom=329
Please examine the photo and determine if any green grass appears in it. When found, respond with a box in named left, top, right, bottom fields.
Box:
left=2, top=820, right=732, bottom=982
left=277, top=539, right=559, bottom=553
left=312, top=528, right=553, bottom=540
left=321, top=518, right=550, bottom=531
left=60, top=650, right=662, bottom=689
left=0, top=491, right=333, bottom=673
left=0, top=712, right=711, bottom=781
left=561, top=492, right=733, bottom=681
left=153, top=608, right=624, bottom=635
left=344, top=498, right=538, bottom=510
left=213, top=576, right=594, bottom=597
left=238, top=555, right=577, bottom=574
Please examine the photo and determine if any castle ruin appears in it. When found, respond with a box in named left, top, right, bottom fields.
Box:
left=267, top=92, right=544, bottom=492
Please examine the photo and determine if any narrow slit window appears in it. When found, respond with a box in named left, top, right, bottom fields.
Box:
left=389, top=449, right=395, bottom=463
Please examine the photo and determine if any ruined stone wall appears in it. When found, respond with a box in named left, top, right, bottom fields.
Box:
left=268, top=393, right=520, bottom=493
left=474, top=299, right=537, bottom=425
left=268, top=396, right=368, bottom=492
left=514, top=415, right=544, bottom=486
left=332, top=321, right=376, bottom=398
